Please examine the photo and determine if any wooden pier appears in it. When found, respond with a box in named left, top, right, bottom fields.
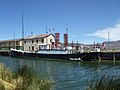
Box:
left=99, top=51, right=120, bottom=60
left=0, top=50, right=10, bottom=56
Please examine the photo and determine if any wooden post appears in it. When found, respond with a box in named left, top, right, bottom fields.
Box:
left=98, top=55, right=101, bottom=62
left=113, top=53, right=115, bottom=61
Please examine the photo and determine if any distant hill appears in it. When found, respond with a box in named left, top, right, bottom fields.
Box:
left=68, top=40, right=120, bottom=50
left=104, top=40, right=120, bottom=50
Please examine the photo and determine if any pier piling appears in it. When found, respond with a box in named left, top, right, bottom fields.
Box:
left=113, top=53, right=115, bottom=61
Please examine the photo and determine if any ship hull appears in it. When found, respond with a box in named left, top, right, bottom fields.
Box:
left=10, top=50, right=100, bottom=61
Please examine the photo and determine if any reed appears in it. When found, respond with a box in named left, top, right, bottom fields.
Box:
left=0, top=63, right=53, bottom=90
left=0, top=63, right=14, bottom=82
left=87, top=75, right=120, bottom=90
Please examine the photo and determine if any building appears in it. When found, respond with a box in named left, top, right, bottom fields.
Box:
left=0, top=33, right=55, bottom=51
left=0, top=39, right=23, bottom=50
left=24, top=33, right=55, bottom=51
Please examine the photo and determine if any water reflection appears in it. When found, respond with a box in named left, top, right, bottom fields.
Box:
left=1, top=56, right=120, bottom=90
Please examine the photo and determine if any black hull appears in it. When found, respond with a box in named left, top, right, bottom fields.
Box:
left=10, top=51, right=100, bottom=61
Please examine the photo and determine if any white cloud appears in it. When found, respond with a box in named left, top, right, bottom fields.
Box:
left=87, top=22, right=120, bottom=41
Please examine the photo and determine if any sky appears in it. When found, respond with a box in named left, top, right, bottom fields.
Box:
left=0, top=0, right=120, bottom=44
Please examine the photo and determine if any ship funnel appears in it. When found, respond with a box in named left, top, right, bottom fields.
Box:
left=64, top=33, right=68, bottom=47
left=55, top=33, right=60, bottom=48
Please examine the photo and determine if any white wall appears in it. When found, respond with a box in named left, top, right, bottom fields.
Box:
left=24, top=34, right=55, bottom=51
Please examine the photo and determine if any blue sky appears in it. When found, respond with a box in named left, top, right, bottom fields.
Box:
left=0, top=0, right=120, bottom=44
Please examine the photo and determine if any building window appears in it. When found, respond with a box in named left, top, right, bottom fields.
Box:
left=36, top=47, right=38, bottom=50
left=24, top=40, right=26, bottom=44
left=4, top=43, right=6, bottom=46
left=50, top=39, right=52, bottom=43
left=32, top=40, right=34, bottom=43
left=9, top=42, right=10, bottom=45
left=16, top=41, right=19, bottom=45
left=41, top=39, right=44, bottom=43
left=32, top=46, right=34, bottom=51
left=29, top=46, right=30, bottom=50
left=1, top=43, right=3, bottom=46
left=36, top=40, right=38, bottom=43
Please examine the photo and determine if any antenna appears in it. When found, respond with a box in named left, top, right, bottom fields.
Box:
left=46, top=26, right=48, bottom=34
left=108, top=32, right=110, bottom=42
left=53, top=29, right=55, bottom=35
left=66, top=28, right=68, bottom=34
left=25, top=30, right=26, bottom=37
left=108, top=32, right=110, bottom=50
left=49, top=29, right=51, bottom=33
left=31, top=31, right=33, bottom=36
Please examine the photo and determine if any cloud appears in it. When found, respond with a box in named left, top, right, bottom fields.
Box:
left=86, top=22, right=120, bottom=41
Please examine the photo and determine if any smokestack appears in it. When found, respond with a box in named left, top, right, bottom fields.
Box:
left=55, top=33, right=60, bottom=48
left=64, top=33, right=68, bottom=47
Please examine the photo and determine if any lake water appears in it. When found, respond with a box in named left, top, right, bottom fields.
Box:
left=0, top=56, right=120, bottom=90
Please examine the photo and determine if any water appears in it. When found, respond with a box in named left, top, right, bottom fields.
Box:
left=0, top=56, right=120, bottom=90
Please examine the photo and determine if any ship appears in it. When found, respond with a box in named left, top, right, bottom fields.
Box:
left=10, top=44, right=100, bottom=61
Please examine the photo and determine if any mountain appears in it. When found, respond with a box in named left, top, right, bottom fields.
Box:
left=104, top=40, right=120, bottom=50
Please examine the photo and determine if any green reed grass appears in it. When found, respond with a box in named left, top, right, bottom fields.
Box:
left=0, top=63, right=53, bottom=90
left=87, top=75, right=120, bottom=90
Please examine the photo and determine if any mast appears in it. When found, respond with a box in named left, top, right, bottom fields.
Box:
left=22, top=12, right=24, bottom=39
left=22, top=12, right=24, bottom=50
left=108, top=32, right=110, bottom=50
left=46, top=26, right=48, bottom=44
left=14, top=33, right=16, bottom=49
left=66, top=28, right=68, bottom=34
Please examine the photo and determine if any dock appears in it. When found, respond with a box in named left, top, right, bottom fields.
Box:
left=100, top=50, right=120, bottom=60
left=1, top=49, right=120, bottom=61
left=0, top=50, right=10, bottom=56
